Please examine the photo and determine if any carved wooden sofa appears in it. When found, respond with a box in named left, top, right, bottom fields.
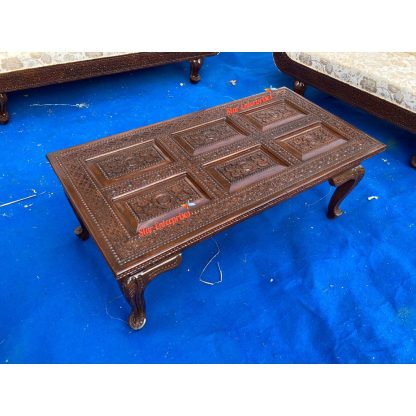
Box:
left=273, top=52, right=416, bottom=166
left=0, top=52, right=217, bottom=124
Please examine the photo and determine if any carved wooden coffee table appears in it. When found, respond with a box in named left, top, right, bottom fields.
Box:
left=47, top=87, right=385, bottom=330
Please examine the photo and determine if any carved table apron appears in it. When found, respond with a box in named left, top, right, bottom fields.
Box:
left=47, top=87, right=385, bottom=330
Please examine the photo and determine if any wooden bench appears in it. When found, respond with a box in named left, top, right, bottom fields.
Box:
left=47, top=88, right=385, bottom=330
left=0, top=52, right=216, bottom=124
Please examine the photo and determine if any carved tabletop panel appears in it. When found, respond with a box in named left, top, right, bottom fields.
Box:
left=173, top=118, right=248, bottom=155
left=240, top=100, right=305, bottom=131
left=48, top=88, right=385, bottom=279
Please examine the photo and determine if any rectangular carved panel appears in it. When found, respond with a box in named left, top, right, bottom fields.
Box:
left=277, top=124, right=347, bottom=161
left=240, top=100, right=306, bottom=131
left=173, top=117, right=248, bottom=156
left=205, top=146, right=288, bottom=192
left=87, top=140, right=171, bottom=185
left=112, top=174, right=209, bottom=234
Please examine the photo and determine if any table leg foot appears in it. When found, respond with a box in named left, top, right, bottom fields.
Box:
left=189, top=58, right=203, bottom=84
left=64, top=193, right=90, bottom=241
left=294, top=80, right=306, bottom=96
left=120, top=253, right=182, bottom=330
left=327, top=165, right=365, bottom=219
left=0, top=93, right=9, bottom=124
left=411, top=155, right=416, bottom=168
left=74, top=225, right=90, bottom=241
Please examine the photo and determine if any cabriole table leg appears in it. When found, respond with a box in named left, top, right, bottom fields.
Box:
left=327, top=165, right=365, bottom=219
left=119, top=253, right=183, bottom=330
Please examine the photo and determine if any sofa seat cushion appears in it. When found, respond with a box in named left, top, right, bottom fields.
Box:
left=0, top=52, right=130, bottom=74
left=287, top=52, right=416, bottom=113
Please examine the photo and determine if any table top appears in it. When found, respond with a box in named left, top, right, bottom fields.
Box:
left=47, top=87, right=385, bottom=278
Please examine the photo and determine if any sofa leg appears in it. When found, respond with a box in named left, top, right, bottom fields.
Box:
left=411, top=155, right=416, bottom=168
left=0, top=93, right=9, bottom=124
left=189, top=58, right=203, bottom=84
left=327, top=165, right=365, bottom=219
left=294, top=80, right=307, bottom=96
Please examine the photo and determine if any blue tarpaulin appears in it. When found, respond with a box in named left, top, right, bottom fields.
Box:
left=0, top=52, right=415, bottom=363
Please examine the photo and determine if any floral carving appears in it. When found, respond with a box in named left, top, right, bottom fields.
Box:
left=97, top=143, right=166, bottom=179
left=127, top=177, right=202, bottom=223
left=176, top=119, right=245, bottom=155
left=285, top=127, right=340, bottom=154
left=245, top=103, right=301, bottom=129
left=216, top=149, right=277, bottom=183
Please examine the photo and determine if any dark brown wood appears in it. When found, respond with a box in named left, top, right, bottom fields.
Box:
left=47, top=88, right=385, bottom=330
left=74, top=225, right=89, bottom=241
left=189, top=58, right=203, bottom=84
left=0, top=52, right=217, bottom=124
left=327, top=165, right=365, bottom=219
left=273, top=53, right=416, bottom=167
left=119, top=254, right=183, bottom=330
left=0, top=53, right=217, bottom=92
left=0, top=93, right=8, bottom=124
left=294, top=80, right=306, bottom=96
left=65, top=193, right=90, bottom=241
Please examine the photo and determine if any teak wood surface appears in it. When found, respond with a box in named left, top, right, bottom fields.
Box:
left=47, top=87, right=385, bottom=330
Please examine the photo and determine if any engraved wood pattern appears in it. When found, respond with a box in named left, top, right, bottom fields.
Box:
left=87, top=141, right=171, bottom=186
left=279, top=124, right=347, bottom=161
left=206, top=146, right=287, bottom=192
left=114, top=174, right=209, bottom=233
left=240, top=100, right=305, bottom=131
left=173, top=117, right=248, bottom=155
left=47, top=88, right=385, bottom=280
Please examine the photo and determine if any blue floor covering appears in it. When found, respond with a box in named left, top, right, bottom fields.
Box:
left=0, top=52, right=415, bottom=363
